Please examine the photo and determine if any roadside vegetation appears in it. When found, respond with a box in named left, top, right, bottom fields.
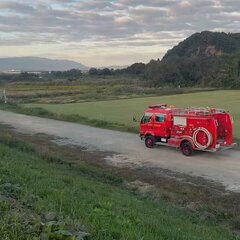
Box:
left=0, top=129, right=239, bottom=240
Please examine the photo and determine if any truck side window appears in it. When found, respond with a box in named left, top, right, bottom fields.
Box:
left=155, top=114, right=165, bottom=123
left=141, top=114, right=152, bottom=124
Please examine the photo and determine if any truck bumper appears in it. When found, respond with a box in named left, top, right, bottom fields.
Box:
left=195, top=143, right=237, bottom=153
left=217, top=143, right=237, bottom=151
left=211, top=143, right=237, bottom=152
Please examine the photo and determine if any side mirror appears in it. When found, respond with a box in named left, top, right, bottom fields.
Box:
left=133, top=116, right=138, bottom=122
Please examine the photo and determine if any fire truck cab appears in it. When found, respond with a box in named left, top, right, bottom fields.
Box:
left=139, top=104, right=236, bottom=156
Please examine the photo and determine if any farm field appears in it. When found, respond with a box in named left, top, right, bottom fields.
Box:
left=24, top=90, right=240, bottom=140
left=1, top=81, right=214, bottom=104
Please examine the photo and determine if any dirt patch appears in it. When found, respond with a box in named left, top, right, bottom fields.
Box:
left=0, top=124, right=240, bottom=233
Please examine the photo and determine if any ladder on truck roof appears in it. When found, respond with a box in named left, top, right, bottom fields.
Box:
left=174, top=107, right=226, bottom=116
left=148, top=104, right=167, bottom=109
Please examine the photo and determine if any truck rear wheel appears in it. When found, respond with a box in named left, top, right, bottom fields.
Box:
left=181, top=141, right=193, bottom=156
left=145, top=136, right=155, bottom=148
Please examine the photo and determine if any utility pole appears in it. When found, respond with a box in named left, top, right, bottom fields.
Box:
left=3, top=89, right=7, bottom=104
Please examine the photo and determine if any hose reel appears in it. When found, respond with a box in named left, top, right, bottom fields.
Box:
left=193, top=127, right=212, bottom=149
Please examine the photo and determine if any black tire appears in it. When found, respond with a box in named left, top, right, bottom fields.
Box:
left=181, top=141, right=193, bottom=156
left=145, top=136, right=155, bottom=148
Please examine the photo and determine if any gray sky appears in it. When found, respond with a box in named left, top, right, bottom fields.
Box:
left=0, top=0, right=239, bottom=67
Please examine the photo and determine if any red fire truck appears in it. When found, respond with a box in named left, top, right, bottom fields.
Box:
left=139, top=104, right=236, bottom=156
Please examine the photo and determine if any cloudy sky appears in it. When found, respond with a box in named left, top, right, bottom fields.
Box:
left=0, top=0, right=239, bottom=67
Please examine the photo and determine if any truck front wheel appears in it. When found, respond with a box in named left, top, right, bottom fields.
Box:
left=181, top=141, right=193, bottom=156
left=145, top=136, right=155, bottom=148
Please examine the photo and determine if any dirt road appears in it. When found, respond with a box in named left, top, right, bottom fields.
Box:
left=0, top=110, right=239, bottom=192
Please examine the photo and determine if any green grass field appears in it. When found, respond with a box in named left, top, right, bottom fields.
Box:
left=0, top=134, right=238, bottom=240
left=24, top=90, right=240, bottom=139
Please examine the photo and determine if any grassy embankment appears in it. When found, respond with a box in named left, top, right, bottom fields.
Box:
left=0, top=132, right=239, bottom=240
left=20, top=90, right=240, bottom=142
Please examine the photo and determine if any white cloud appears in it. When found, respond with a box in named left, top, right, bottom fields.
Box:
left=0, top=0, right=239, bottom=66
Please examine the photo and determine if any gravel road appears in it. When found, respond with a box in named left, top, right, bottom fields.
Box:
left=0, top=110, right=239, bottom=192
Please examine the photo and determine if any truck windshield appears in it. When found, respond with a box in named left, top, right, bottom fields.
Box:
left=141, top=114, right=152, bottom=124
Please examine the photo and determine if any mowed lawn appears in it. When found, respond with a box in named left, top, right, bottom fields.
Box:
left=24, top=90, right=240, bottom=139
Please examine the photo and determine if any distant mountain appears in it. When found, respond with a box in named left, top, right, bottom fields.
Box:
left=124, top=31, right=240, bottom=88
left=0, top=57, right=89, bottom=71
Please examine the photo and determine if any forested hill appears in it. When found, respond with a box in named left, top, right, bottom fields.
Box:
left=125, top=31, right=240, bottom=88
left=163, top=31, right=240, bottom=60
